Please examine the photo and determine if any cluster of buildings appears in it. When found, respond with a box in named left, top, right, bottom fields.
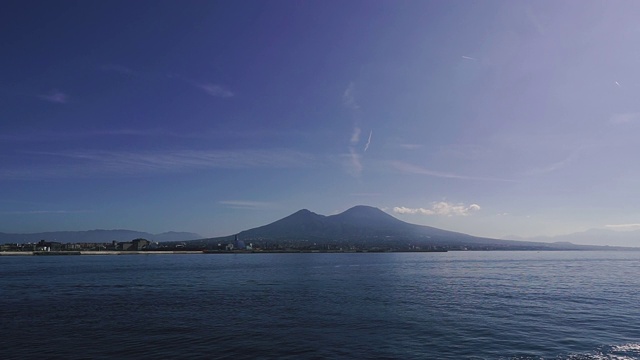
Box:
left=215, top=235, right=253, bottom=251
left=0, top=238, right=155, bottom=252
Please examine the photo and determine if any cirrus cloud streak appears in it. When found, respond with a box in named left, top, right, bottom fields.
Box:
left=2, top=149, right=314, bottom=180
left=390, top=161, right=515, bottom=182
left=218, top=200, right=276, bottom=210
left=604, top=223, right=640, bottom=231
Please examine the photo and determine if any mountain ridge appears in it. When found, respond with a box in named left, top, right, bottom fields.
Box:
left=507, top=228, right=640, bottom=247
left=0, top=230, right=202, bottom=244
left=191, top=205, right=630, bottom=250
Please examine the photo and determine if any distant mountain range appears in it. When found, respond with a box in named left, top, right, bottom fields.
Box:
left=506, top=228, right=640, bottom=248
left=189, top=205, right=627, bottom=250
left=5, top=206, right=636, bottom=250
left=0, top=230, right=202, bottom=244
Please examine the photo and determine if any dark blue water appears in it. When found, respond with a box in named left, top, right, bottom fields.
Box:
left=2, top=251, right=640, bottom=359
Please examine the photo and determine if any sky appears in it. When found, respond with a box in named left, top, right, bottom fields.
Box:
left=2, top=0, right=640, bottom=244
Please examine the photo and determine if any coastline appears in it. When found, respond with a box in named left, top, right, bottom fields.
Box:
left=0, top=249, right=449, bottom=256
left=0, top=251, right=205, bottom=256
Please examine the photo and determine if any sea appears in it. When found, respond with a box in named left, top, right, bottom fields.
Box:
left=1, top=251, right=639, bottom=359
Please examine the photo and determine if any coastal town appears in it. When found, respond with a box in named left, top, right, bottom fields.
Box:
left=1, top=238, right=158, bottom=253
left=0, top=234, right=461, bottom=255
left=0, top=207, right=606, bottom=255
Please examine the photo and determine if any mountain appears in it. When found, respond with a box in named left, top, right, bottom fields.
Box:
left=509, top=228, right=640, bottom=248
left=194, top=205, right=609, bottom=250
left=0, top=230, right=202, bottom=244
left=237, top=205, right=478, bottom=243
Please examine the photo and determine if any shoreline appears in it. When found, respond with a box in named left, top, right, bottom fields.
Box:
left=0, top=249, right=450, bottom=256
left=0, top=251, right=205, bottom=256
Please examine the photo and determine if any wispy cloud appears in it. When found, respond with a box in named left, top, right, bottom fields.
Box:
left=0, top=128, right=172, bottom=143
left=525, top=6, right=545, bottom=35
left=198, top=83, right=234, bottom=98
left=218, top=200, right=275, bottom=210
left=343, top=82, right=365, bottom=177
left=3, top=149, right=313, bottom=179
left=56, top=149, right=310, bottom=170
left=170, top=75, right=234, bottom=98
left=346, top=125, right=362, bottom=177
left=350, top=127, right=361, bottom=144
left=0, top=128, right=307, bottom=143
left=100, top=68, right=234, bottom=98
left=39, top=90, right=68, bottom=104
left=343, top=82, right=359, bottom=111
left=525, top=151, right=579, bottom=175
left=610, top=112, right=640, bottom=124
left=436, top=144, right=489, bottom=160
left=393, top=202, right=481, bottom=216
left=461, top=55, right=477, bottom=60
left=344, top=149, right=363, bottom=177
left=605, top=223, right=640, bottom=231
left=390, top=161, right=515, bottom=182
left=0, top=210, right=93, bottom=215
left=350, top=192, right=381, bottom=197
left=364, top=130, right=372, bottom=152
left=100, top=64, right=136, bottom=76
left=398, top=143, right=423, bottom=150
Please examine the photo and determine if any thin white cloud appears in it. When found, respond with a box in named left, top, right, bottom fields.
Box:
left=198, top=83, right=234, bottom=98
left=4, top=149, right=313, bottom=179
left=218, top=200, right=275, bottom=210
left=346, top=126, right=363, bottom=177
left=364, top=130, right=372, bottom=152
left=398, top=143, right=423, bottom=150
left=39, top=90, right=68, bottom=104
left=343, top=81, right=359, bottom=110
left=461, top=56, right=477, bottom=61
left=390, top=161, right=515, bottom=182
left=350, top=127, right=361, bottom=144
left=525, top=6, right=545, bottom=35
left=343, top=82, right=365, bottom=177
left=605, top=223, right=640, bottom=231
left=393, top=202, right=481, bottom=217
left=0, top=210, right=93, bottom=215
left=100, top=64, right=136, bottom=75
left=346, top=128, right=363, bottom=176
left=169, top=75, right=234, bottom=98
left=0, top=128, right=307, bottom=143
left=0, top=129, right=174, bottom=143
left=526, top=151, right=579, bottom=175
left=344, top=148, right=363, bottom=177
left=350, top=192, right=381, bottom=197
left=89, top=129, right=167, bottom=136
left=610, top=112, right=640, bottom=124
left=436, top=144, right=489, bottom=160
left=528, top=160, right=567, bottom=175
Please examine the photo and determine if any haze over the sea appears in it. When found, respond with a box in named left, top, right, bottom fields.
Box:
left=2, top=1, right=640, bottom=246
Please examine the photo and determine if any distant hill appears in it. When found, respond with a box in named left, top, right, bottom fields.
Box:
left=191, top=205, right=622, bottom=250
left=507, top=228, right=640, bottom=248
left=0, top=230, right=202, bottom=244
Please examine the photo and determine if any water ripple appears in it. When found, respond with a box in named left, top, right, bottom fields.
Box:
left=1, top=251, right=640, bottom=359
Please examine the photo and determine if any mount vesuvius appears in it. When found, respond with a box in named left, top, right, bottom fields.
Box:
left=188, top=205, right=596, bottom=251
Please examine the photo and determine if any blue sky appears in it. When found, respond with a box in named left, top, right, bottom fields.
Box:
left=2, top=0, right=640, bottom=242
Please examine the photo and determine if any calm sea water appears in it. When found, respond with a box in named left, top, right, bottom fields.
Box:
left=1, top=251, right=640, bottom=359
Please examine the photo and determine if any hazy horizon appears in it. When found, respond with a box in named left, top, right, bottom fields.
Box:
left=2, top=1, right=640, bottom=246
left=3, top=204, right=640, bottom=248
